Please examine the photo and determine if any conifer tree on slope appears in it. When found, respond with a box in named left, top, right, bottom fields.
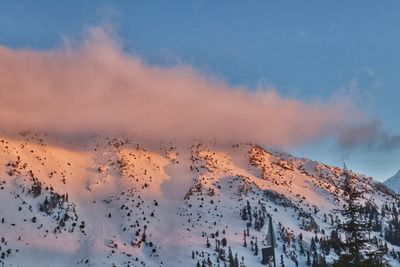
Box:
left=334, top=167, right=385, bottom=266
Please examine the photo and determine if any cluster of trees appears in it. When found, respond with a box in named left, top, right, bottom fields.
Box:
left=384, top=204, right=400, bottom=247
left=241, top=200, right=266, bottom=231
left=0, top=237, right=13, bottom=264
left=332, top=168, right=388, bottom=267
left=278, top=167, right=396, bottom=267
left=194, top=165, right=400, bottom=267
left=195, top=230, right=247, bottom=267
left=195, top=246, right=245, bottom=267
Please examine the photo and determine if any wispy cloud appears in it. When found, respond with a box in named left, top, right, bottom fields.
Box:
left=0, top=27, right=394, bottom=149
left=337, top=119, right=400, bottom=153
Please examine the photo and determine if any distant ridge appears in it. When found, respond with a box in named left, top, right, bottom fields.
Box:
left=384, top=170, right=400, bottom=193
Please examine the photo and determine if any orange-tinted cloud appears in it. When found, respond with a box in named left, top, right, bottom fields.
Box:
left=0, top=27, right=361, bottom=148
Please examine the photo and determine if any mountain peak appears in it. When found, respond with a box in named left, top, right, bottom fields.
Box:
left=0, top=135, right=398, bottom=267
left=383, top=169, right=400, bottom=193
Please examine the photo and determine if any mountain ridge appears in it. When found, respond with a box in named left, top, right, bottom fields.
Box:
left=0, top=134, right=399, bottom=267
left=384, top=170, right=400, bottom=194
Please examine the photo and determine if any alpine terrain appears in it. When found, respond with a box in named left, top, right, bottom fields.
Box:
left=384, top=171, right=400, bottom=194
left=0, top=133, right=399, bottom=267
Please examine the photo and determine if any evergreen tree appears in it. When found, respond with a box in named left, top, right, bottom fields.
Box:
left=233, top=253, right=239, bottom=267
left=241, top=207, right=248, bottom=221
left=280, top=254, right=285, bottom=267
left=329, top=230, right=342, bottom=255
left=312, top=254, right=317, bottom=267
left=299, top=240, right=304, bottom=255
left=228, top=247, right=234, bottom=267
left=310, top=237, right=317, bottom=255
left=243, top=230, right=247, bottom=247
left=384, top=202, right=400, bottom=246
left=254, top=238, right=258, bottom=256
left=221, top=237, right=227, bottom=247
left=306, top=251, right=311, bottom=266
left=334, top=166, right=384, bottom=267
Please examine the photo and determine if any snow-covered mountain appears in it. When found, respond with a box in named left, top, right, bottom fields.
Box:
left=0, top=134, right=399, bottom=267
left=384, top=170, right=400, bottom=194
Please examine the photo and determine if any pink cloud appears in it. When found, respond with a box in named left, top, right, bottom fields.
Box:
left=0, top=27, right=361, bottom=148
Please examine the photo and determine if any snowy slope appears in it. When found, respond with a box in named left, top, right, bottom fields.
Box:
left=384, top=170, right=400, bottom=193
left=0, top=134, right=399, bottom=267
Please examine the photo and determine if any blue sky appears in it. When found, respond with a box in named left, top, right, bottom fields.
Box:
left=1, top=1, right=399, bottom=180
